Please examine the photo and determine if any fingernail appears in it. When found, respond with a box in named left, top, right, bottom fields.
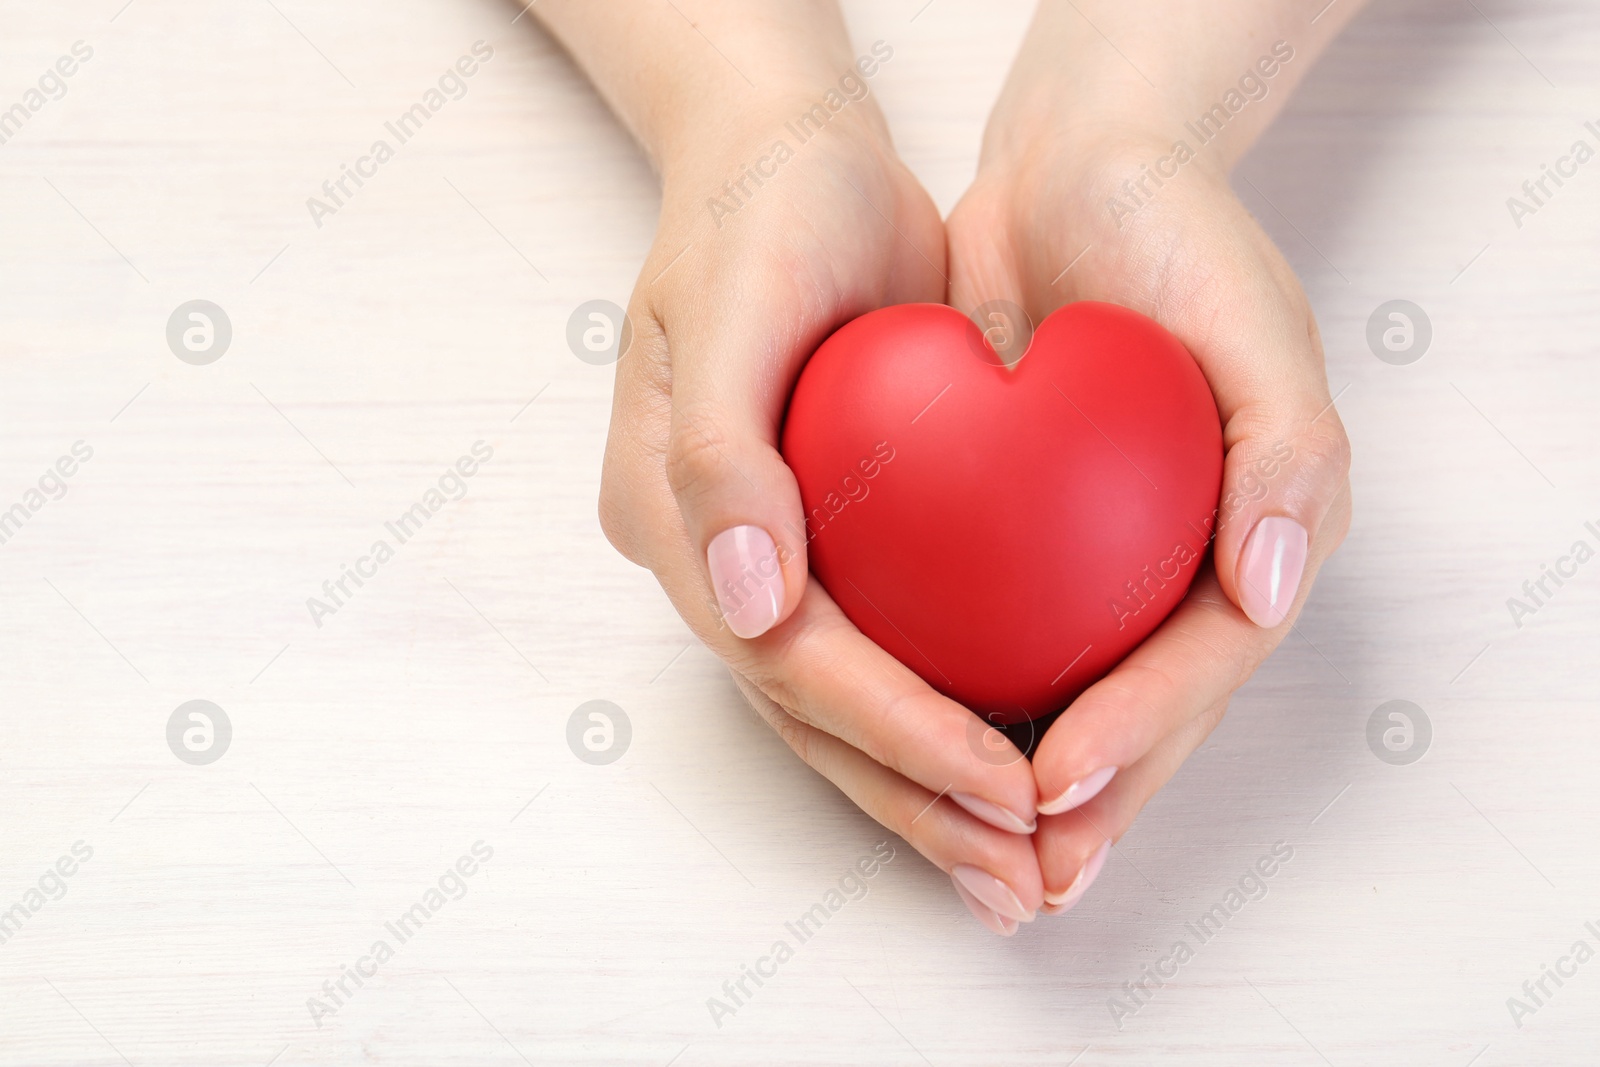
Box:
left=1037, top=766, right=1116, bottom=816
left=950, top=875, right=1019, bottom=936
left=950, top=864, right=1033, bottom=923
left=706, top=525, right=783, bottom=638
left=1042, top=840, right=1111, bottom=914
left=950, top=792, right=1037, bottom=834
left=1237, top=516, right=1308, bottom=628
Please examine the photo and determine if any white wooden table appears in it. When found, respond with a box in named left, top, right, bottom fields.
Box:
left=2, top=0, right=1597, bottom=1063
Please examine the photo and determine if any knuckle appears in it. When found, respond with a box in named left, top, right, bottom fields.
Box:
left=1295, top=419, right=1353, bottom=487
left=1319, top=426, right=1354, bottom=483
left=1288, top=423, right=1354, bottom=554
left=664, top=418, right=730, bottom=506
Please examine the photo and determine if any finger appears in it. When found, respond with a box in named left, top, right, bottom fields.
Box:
left=739, top=578, right=1042, bottom=833
left=661, top=280, right=817, bottom=641
left=1035, top=693, right=1230, bottom=914
left=1212, top=396, right=1351, bottom=630
left=729, top=671, right=1044, bottom=934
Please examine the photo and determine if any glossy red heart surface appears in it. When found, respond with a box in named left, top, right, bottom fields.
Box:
left=780, top=302, right=1224, bottom=724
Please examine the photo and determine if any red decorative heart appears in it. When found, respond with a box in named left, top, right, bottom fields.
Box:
left=780, top=302, right=1223, bottom=724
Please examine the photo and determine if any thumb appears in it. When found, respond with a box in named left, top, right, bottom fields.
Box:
left=1139, top=193, right=1352, bottom=631
left=660, top=303, right=816, bottom=641
left=1211, top=383, right=1352, bottom=630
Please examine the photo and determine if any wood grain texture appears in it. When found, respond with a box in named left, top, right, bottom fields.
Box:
left=1, top=0, right=1597, bottom=1064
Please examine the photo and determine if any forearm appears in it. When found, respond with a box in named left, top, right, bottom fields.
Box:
left=531, top=0, right=873, bottom=176
left=986, top=0, right=1370, bottom=172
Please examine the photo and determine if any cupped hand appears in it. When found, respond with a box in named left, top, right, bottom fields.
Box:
left=946, top=119, right=1353, bottom=914
left=598, top=97, right=1046, bottom=933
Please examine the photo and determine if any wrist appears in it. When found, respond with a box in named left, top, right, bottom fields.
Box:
left=655, top=44, right=900, bottom=193
left=980, top=1, right=1313, bottom=180
left=533, top=2, right=900, bottom=181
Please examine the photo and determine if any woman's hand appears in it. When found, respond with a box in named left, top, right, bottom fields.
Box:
left=534, top=1, right=1047, bottom=934
left=945, top=0, right=1360, bottom=915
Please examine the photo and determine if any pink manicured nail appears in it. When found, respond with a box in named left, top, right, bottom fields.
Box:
left=1042, top=840, right=1111, bottom=914
left=706, top=525, right=783, bottom=638
left=950, top=792, right=1037, bottom=834
left=950, top=864, right=1033, bottom=923
left=951, top=875, right=1019, bottom=936
left=1038, top=766, right=1116, bottom=816
left=1237, top=516, right=1308, bottom=628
